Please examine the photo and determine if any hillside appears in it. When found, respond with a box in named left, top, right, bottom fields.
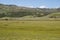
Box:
left=0, top=4, right=60, bottom=18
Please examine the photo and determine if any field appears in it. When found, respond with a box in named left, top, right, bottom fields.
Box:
left=0, top=20, right=60, bottom=40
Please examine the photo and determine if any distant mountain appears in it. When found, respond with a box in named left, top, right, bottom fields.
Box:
left=0, top=4, right=60, bottom=18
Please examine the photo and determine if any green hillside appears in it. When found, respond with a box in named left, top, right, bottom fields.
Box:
left=49, top=12, right=60, bottom=18
left=0, top=4, right=60, bottom=18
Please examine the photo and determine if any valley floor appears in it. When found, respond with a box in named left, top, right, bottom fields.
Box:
left=0, top=21, right=60, bottom=40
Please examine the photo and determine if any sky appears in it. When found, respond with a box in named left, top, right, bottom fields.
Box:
left=0, top=0, right=60, bottom=8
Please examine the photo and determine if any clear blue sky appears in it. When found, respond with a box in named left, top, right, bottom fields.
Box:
left=0, top=0, right=60, bottom=8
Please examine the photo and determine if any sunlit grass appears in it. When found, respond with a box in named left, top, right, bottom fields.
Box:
left=0, top=21, right=60, bottom=40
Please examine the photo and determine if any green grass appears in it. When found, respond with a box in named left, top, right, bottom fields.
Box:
left=0, top=21, right=60, bottom=40
left=49, top=12, right=60, bottom=17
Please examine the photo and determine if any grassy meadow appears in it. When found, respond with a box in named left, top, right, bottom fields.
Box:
left=0, top=20, right=60, bottom=40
